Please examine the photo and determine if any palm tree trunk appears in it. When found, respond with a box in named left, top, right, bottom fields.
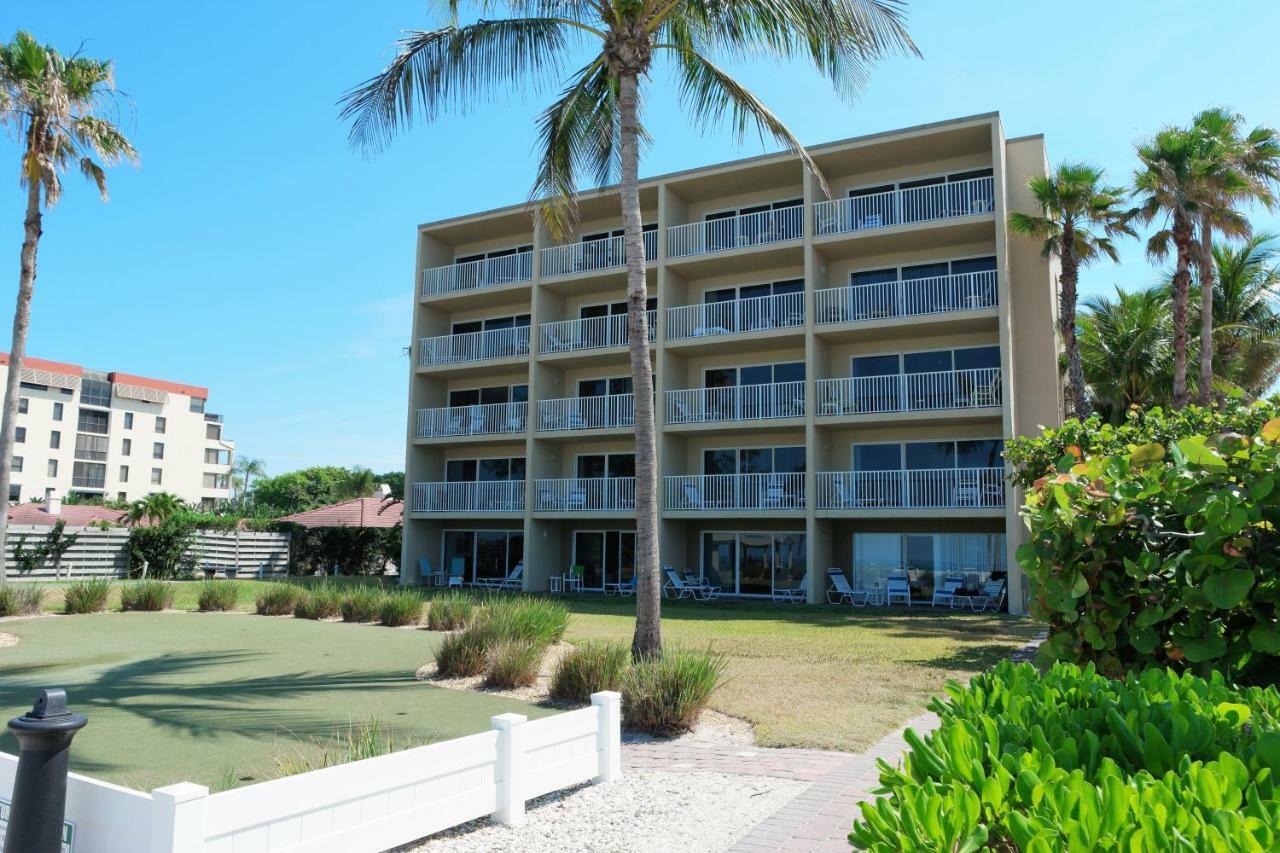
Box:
left=1058, top=226, right=1088, bottom=419
left=0, top=180, right=43, bottom=585
left=1171, top=215, right=1194, bottom=407
left=618, top=71, right=661, bottom=661
left=1197, top=213, right=1215, bottom=405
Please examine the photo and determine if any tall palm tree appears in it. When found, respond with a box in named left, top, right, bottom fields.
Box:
left=1007, top=163, right=1132, bottom=419
left=1078, top=285, right=1175, bottom=421
left=0, top=32, right=137, bottom=584
left=345, top=466, right=377, bottom=499
left=1188, top=108, right=1280, bottom=404
left=341, top=1, right=917, bottom=658
left=233, top=456, right=266, bottom=504
left=1192, top=234, right=1280, bottom=398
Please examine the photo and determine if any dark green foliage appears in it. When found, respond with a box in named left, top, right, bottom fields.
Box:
left=550, top=641, right=629, bottom=704
left=0, top=584, right=45, bottom=616
left=119, top=580, right=174, bottom=611
left=128, top=520, right=198, bottom=579
left=196, top=581, right=239, bottom=612
left=378, top=590, right=423, bottom=627
left=286, top=524, right=402, bottom=576
left=293, top=584, right=342, bottom=620
left=622, top=647, right=725, bottom=735
left=850, top=661, right=1280, bottom=851
left=483, top=596, right=570, bottom=646
left=339, top=586, right=385, bottom=622
left=1008, top=399, right=1280, bottom=681
left=432, top=597, right=568, bottom=681
left=484, top=639, right=545, bottom=688
left=11, top=520, right=79, bottom=576
left=63, top=578, right=112, bottom=614
left=435, top=624, right=495, bottom=678
left=255, top=584, right=301, bottom=616
left=425, top=592, right=476, bottom=631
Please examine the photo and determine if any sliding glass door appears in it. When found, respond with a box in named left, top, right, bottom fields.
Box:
left=699, top=531, right=807, bottom=597
left=572, top=530, right=635, bottom=591
left=852, top=532, right=1006, bottom=603
left=442, top=529, right=524, bottom=584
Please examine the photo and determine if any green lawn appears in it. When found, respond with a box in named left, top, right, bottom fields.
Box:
left=0, top=612, right=550, bottom=791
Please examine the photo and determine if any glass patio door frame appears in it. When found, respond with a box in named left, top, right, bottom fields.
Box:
left=699, top=530, right=807, bottom=598
left=571, top=529, right=636, bottom=592
left=441, top=529, right=525, bottom=585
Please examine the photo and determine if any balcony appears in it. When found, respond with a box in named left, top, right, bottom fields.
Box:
left=539, top=310, right=656, bottom=355
left=534, top=477, right=635, bottom=512
left=816, top=468, right=1005, bottom=510
left=666, top=381, right=805, bottom=425
left=667, top=206, right=803, bottom=259
left=415, top=402, right=528, bottom=439
left=815, top=271, right=997, bottom=326
left=666, top=292, right=805, bottom=341
left=541, top=232, right=657, bottom=279
left=410, top=481, right=525, bottom=513
left=71, top=477, right=106, bottom=490
left=422, top=252, right=533, bottom=298
left=813, top=176, right=994, bottom=237
left=418, top=326, right=530, bottom=367
left=664, top=473, right=805, bottom=511
left=537, top=394, right=635, bottom=433
left=816, top=368, right=1001, bottom=417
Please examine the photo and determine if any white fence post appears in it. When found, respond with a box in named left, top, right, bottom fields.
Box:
left=491, top=712, right=528, bottom=826
left=150, top=781, right=209, bottom=852
left=592, top=691, right=622, bottom=783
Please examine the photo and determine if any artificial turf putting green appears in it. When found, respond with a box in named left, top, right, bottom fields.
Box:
left=0, top=613, right=550, bottom=791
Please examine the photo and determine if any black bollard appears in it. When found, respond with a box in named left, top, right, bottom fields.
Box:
left=4, top=689, right=87, bottom=853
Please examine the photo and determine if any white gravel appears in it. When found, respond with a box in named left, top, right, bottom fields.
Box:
left=400, top=769, right=804, bottom=853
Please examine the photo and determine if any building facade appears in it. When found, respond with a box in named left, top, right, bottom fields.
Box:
left=0, top=354, right=235, bottom=508
left=401, top=113, right=1062, bottom=613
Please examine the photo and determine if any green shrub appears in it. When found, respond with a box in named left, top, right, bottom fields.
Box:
left=119, top=580, right=174, bottom=611
left=425, top=592, right=475, bottom=631
left=62, top=578, right=112, bottom=614
left=850, top=661, right=1280, bottom=852
left=484, top=639, right=546, bottom=689
left=0, top=584, right=45, bottom=616
left=483, top=596, right=570, bottom=645
left=1007, top=399, right=1280, bottom=681
left=273, top=718, right=402, bottom=777
left=378, top=590, right=424, bottom=627
left=196, top=581, right=240, bottom=612
left=127, top=520, right=198, bottom=579
left=434, top=624, right=494, bottom=678
left=293, top=584, right=342, bottom=620
left=255, top=584, right=301, bottom=616
left=550, top=641, right=630, bottom=704
left=622, top=647, right=725, bottom=736
left=339, top=586, right=385, bottom=622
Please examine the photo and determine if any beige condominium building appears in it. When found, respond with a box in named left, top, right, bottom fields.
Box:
left=0, top=354, right=236, bottom=509
left=401, top=112, right=1061, bottom=614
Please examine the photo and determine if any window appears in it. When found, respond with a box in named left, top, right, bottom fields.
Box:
left=701, top=531, right=806, bottom=597
left=203, top=473, right=229, bottom=489
left=695, top=279, right=804, bottom=335
left=572, top=530, right=636, bottom=591
left=702, top=198, right=803, bottom=250
left=52, top=402, right=63, bottom=421
left=80, top=377, right=112, bottom=407
left=11, top=456, right=22, bottom=473
left=447, top=384, right=529, bottom=408
left=155, top=416, right=166, bottom=434
left=49, top=431, right=60, bottom=449
left=441, top=529, right=524, bottom=586
left=124, top=412, right=133, bottom=429
left=151, top=468, right=162, bottom=485
left=120, top=465, right=129, bottom=483
left=122, top=438, right=131, bottom=456
left=72, top=461, right=106, bottom=489
left=190, top=397, right=205, bottom=413
left=844, top=167, right=995, bottom=229
left=851, top=532, right=1006, bottom=605
left=74, top=434, right=109, bottom=461
left=17, top=397, right=27, bottom=414
left=14, top=427, right=24, bottom=443
left=47, top=459, right=57, bottom=477
left=117, top=492, right=127, bottom=502
left=699, top=446, right=805, bottom=508
left=205, top=448, right=230, bottom=465
left=845, top=346, right=1001, bottom=413
left=152, top=442, right=164, bottom=460
left=444, top=457, right=526, bottom=482
left=77, top=408, right=109, bottom=434
left=206, top=423, right=221, bottom=440
left=844, top=256, right=998, bottom=319
left=8, top=484, right=18, bottom=502
left=19, top=381, right=46, bottom=392
left=699, top=362, right=806, bottom=420
left=848, top=439, right=1006, bottom=509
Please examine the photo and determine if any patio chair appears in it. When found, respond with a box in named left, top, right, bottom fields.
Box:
left=964, top=579, right=1007, bottom=612
left=680, top=481, right=706, bottom=510
left=826, top=568, right=870, bottom=606
left=663, top=565, right=706, bottom=600
left=537, top=483, right=565, bottom=511
left=443, top=411, right=466, bottom=436
left=932, top=575, right=966, bottom=607
left=771, top=574, right=807, bottom=603
left=418, top=557, right=446, bottom=588
left=447, top=557, right=467, bottom=588
left=761, top=477, right=788, bottom=508
left=604, top=576, right=636, bottom=596
left=567, top=486, right=588, bottom=511
left=953, top=476, right=980, bottom=507
left=542, top=327, right=573, bottom=353
left=683, top=569, right=722, bottom=600
left=831, top=478, right=857, bottom=509
left=967, top=373, right=1000, bottom=408
left=671, top=398, right=698, bottom=423
left=885, top=576, right=912, bottom=606
left=487, top=561, right=524, bottom=591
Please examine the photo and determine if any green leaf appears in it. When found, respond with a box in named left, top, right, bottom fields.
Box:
left=1129, top=443, right=1166, bottom=466
left=1071, top=573, right=1090, bottom=598
left=1130, top=626, right=1159, bottom=654
left=1215, top=702, right=1251, bottom=725
left=1181, top=635, right=1228, bottom=662
left=1203, top=569, right=1254, bottom=609
left=1176, top=436, right=1228, bottom=471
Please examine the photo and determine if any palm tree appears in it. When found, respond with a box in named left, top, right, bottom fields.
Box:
left=1078, top=285, right=1175, bottom=421
left=345, top=466, right=376, bottom=499
left=1188, top=108, right=1280, bottom=404
left=126, top=492, right=183, bottom=526
left=1007, top=163, right=1132, bottom=419
left=341, top=1, right=917, bottom=658
left=233, top=456, right=266, bottom=504
left=1190, top=234, right=1280, bottom=398
left=0, top=32, right=137, bottom=584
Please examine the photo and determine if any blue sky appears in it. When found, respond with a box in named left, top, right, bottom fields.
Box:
left=3, top=1, right=1277, bottom=475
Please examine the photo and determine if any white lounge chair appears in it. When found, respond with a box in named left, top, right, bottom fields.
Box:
left=963, top=579, right=1007, bottom=612
left=760, top=477, right=788, bottom=508
left=771, top=574, right=807, bottom=603
left=826, top=568, right=870, bottom=606
left=604, top=576, right=636, bottom=596
left=683, top=569, right=722, bottom=600
left=932, top=575, right=965, bottom=607
left=663, top=566, right=709, bottom=600
left=681, top=481, right=705, bottom=510
left=886, top=576, right=911, bottom=606
left=477, top=561, right=523, bottom=591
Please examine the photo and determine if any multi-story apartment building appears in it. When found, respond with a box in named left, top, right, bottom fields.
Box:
left=0, top=354, right=235, bottom=508
left=402, top=113, right=1061, bottom=614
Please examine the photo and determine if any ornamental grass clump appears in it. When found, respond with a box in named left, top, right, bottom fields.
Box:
left=550, top=641, right=630, bottom=705
left=622, top=646, right=725, bottom=736
left=62, top=578, right=112, bottom=614
left=339, top=586, right=384, bottom=623
left=483, top=596, right=570, bottom=646
left=378, top=590, right=424, bottom=627
left=0, top=584, right=45, bottom=616
left=293, top=584, right=343, bottom=620
left=434, top=622, right=495, bottom=678
left=196, top=581, right=239, bottom=612
left=119, top=580, right=174, bottom=612
left=425, top=592, right=475, bottom=631
left=484, top=639, right=545, bottom=689
left=255, top=584, right=301, bottom=616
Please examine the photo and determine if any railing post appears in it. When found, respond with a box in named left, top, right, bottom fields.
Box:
left=591, top=691, right=623, bottom=784
left=491, top=712, right=528, bottom=826
left=150, top=782, right=209, bottom=853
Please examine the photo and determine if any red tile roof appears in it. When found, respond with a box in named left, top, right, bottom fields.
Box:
left=0, top=354, right=83, bottom=377
left=278, top=497, right=403, bottom=529
left=8, top=502, right=127, bottom=527
left=108, top=372, right=208, bottom=400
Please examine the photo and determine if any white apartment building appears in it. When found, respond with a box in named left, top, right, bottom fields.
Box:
left=1, top=354, right=235, bottom=508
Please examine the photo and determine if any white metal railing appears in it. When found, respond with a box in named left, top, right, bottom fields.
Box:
left=538, top=393, right=635, bottom=432
left=422, top=251, right=533, bottom=297
left=665, top=380, right=805, bottom=424
left=416, top=401, right=528, bottom=438
left=666, top=292, right=805, bottom=340
left=535, top=477, right=636, bottom=511
left=664, top=473, right=806, bottom=511
left=813, top=176, right=995, bottom=236
left=418, top=326, right=530, bottom=366
left=815, top=271, right=998, bottom=324
left=539, top=310, right=656, bottom=354
left=410, top=480, right=525, bottom=513
left=816, top=468, right=1005, bottom=509
left=540, top=231, right=657, bottom=278
left=816, top=368, right=1001, bottom=416
left=667, top=205, right=804, bottom=258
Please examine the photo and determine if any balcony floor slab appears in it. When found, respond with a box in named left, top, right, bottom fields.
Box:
left=814, top=308, right=998, bottom=344
left=813, top=215, right=993, bottom=262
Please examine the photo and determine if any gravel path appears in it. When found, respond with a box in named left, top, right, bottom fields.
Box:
left=402, top=769, right=805, bottom=853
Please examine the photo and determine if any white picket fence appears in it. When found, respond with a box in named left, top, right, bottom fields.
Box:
left=0, top=692, right=622, bottom=853
left=2, top=526, right=290, bottom=579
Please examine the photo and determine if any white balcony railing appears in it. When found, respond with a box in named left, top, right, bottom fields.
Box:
left=665, top=381, right=805, bottom=424
left=815, top=271, right=998, bottom=325
left=534, top=477, right=636, bottom=511
left=422, top=252, right=533, bottom=297
left=540, top=231, right=657, bottom=279
left=418, top=326, right=530, bottom=366
left=816, top=468, right=1004, bottom=510
left=416, top=401, right=528, bottom=439
left=664, top=473, right=805, bottom=511
left=813, top=176, right=995, bottom=237
left=815, top=368, right=1001, bottom=416
left=410, top=480, right=525, bottom=513
left=666, top=292, right=805, bottom=341
left=667, top=205, right=803, bottom=259
left=537, top=394, right=635, bottom=432
left=539, top=310, right=656, bottom=354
